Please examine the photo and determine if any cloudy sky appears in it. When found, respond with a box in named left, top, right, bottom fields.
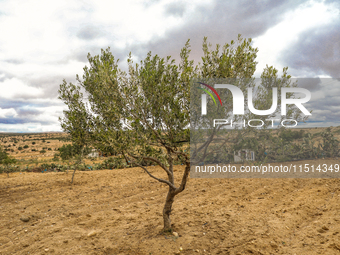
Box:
left=0, top=0, right=339, bottom=132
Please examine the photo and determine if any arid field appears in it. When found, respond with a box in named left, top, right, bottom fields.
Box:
left=1, top=132, right=340, bottom=254
left=1, top=160, right=340, bottom=255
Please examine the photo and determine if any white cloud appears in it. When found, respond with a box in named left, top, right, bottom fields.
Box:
left=0, top=108, right=17, bottom=118
left=0, top=0, right=338, bottom=132
left=252, top=0, right=339, bottom=77
left=0, top=123, right=62, bottom=133
left=0, top=78, right=43, bottom=99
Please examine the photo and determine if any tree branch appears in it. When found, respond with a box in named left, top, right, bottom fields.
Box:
left=126, top=155, right=177, bottom=189
left=126, top=152, right=173, bottom=177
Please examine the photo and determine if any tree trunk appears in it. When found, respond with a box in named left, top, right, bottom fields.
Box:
left=71, top=169, right=76, bottom=184
left=71, top=147, right=84, bottom=184
left=163, top=187, right=175, bottom=231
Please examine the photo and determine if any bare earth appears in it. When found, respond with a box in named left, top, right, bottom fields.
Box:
left=1, top=160, right=340, bottom=255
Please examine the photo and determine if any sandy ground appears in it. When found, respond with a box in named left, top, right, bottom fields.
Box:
left=1, top=160, right=340, bottom=255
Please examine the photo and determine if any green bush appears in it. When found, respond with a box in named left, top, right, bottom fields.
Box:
left=58, top=144, right=91, bottom=160
left=52, top=154, right=60, bottom=162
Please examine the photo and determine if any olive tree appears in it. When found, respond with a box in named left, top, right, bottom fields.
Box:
left=58, top=80, right=91, bottom=184
left=59, top=35, right=282, bottom=231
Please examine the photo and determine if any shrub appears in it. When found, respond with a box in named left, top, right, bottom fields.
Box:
left=58, top=144, right=91, bottom=160
left=52, top=154, right=60, bottom=162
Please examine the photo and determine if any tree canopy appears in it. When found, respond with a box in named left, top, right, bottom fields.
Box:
left=59, top=34, right=300, bottom=231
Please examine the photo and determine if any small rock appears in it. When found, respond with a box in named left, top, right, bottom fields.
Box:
left=270, top=243, right=278, bottom=249
left=88, top=230, right=97, bottom=237
left=317, top=228, right=326, bottom=233
left=195, top=249, right=200, bottom=253
left=174, top=251, right=180, bottom=255
left=44, top=248, right=49, bottom=252
left=172, top=232, right=179, bottom=237
left=179, top=247, right=183, bottom=251
left=322, top=225, right=329, bottom=231
left=20, top=216, right=30, bottom=222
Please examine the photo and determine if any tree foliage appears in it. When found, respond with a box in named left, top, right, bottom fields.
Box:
left=59, top=80, right=92, bottom=183
left=59, top=34, right=302, bottom=231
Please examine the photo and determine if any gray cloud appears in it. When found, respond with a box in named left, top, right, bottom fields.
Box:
left=142, top=0, right=162, bottom=8
left=122, top=0, right=310, bottom=67
left=279, top=20, right=340, bottom=78
left=0, top=98, right=63, bottom=126
left=2, top=0, right=338, bottom=131
left=164, top=2, right=186, bottom=17
left=62, top=0, right=314, bottom=75
left=0, top=71, right=14, bottom=82
left=27, top=75, right=75, bottom=99
left=76, top=25, right=104, bottom=40
left=293, top=78, right=322, bottom=91
left=0, top=117, right=53, bottom=125
left=300, top=79, right=340, bottom=125
left=0, top=98, right=63, bottom=109
left=4, top=59, right=24, bottom=64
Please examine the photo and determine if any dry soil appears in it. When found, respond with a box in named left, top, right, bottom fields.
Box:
left=1, top=160, right=340, bottom=255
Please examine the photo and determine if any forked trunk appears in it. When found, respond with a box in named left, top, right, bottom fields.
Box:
left=163, top=188, right=175, bottom=231
left=163, top=163, right=190, bottom=231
